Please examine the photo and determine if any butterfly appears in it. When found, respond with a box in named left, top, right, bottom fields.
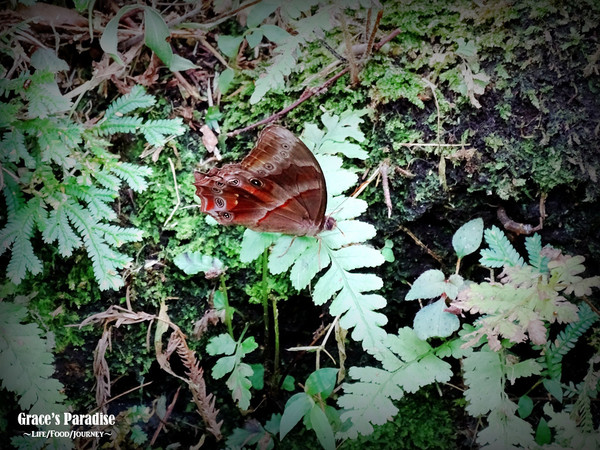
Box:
left=193, top=125, right=335, bottom=236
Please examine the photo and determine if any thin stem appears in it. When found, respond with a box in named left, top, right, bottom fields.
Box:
left=261, top=248, right=270, bottom=346
left=272, top=296, right=280, bottom=376
left=220, top=275, right=234, bottom=338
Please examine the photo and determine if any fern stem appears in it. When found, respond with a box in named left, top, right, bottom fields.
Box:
left=261, top=248, right=270, bottom=346
left=220, top=275, right=234, bottom=338
left=272, top=296, right=280, bottom=376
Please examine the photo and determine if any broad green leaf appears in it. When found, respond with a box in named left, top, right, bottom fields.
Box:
left=173, top=251, right=223, bottom=275
left=318, top=155, right=357, bottom=195
left=247, top=0, right=279, bottom=27
left=321, top=220, right=376, bottom=249
left=542, top=378, right=563, bottom=403
left=281, top=375, right=295, bottom=391
left=249, top=364, right=264, bottom=390
left=326, top=197, right=368, bottom=220
left=280, top=393, right=313, bottom=439
left=310, top=405, right=335, bottom=450
left=413, top=298, right=460, bottom=340
left=305, top=368, right=338, bottom=397
left=518, top=394, right=533, bottom=418
left=218, top=34, right=244, bottom=59
left=246, top=29, right=263, bottom=48
left=206, top=333, right=236, bottom=356
left=100, top=5, right=139, bottom=64
left=452, top=218, right=483, bottom=258
left=144, top=8, right=196, bottom=71
left=261, top=24, right=291, bottom=43
left=30, top=48, right=69, bottom=72
left=405, top=269, right=447, bottom=300
left=217, top=68, right=235, bottom=95
left=534, top=418, right=551, bottom=445
left=313, top=266, right=343, bottom=305
left=289, top=240, right=329, bottom=290
left=456, top=38, right=477, bottom=58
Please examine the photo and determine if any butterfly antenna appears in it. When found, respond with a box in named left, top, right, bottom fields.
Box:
left=275, top=236, right=297, bottom=258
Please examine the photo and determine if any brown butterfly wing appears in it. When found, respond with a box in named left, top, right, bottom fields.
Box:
left=194, top=125, right=328, bottom=236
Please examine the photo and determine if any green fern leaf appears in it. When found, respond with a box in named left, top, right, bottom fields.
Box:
left=105, top=85, right=156, bottom=118
left=1, top=201, right=43, bottom=283
left=463, top=348, right=505, bottom=416
left=97, top=115, right=144, bottom=135
left=525, top=233, right=545, bottom=271
left=110, top=162, right=153, bottom=192
left=541, top=303, right=598, bottom=379
left=140, top=118, right=185, bottom=146
left=66, top=184, right=117, bottom=220
left=41, top=205, right=82, bottom=257
left=94, top=223, right=143, bottom=246
left=65, top=200, right=130, bottom=290
left=479, top=226, right=525, bottom=267
left=38, top=128, right=76, bottom=169
left=25, top=73, right=72, bottom=118
left=338, top=328, right=452, bottom=439
left=207, top=333, right=258, bottom=410
left=0, top=301, right=67, bottom=415
left=1, top=129, right=35, bottom=168
left=93, top=169, right=122, bottom=191
left=477, top=402, right=535, bottom=449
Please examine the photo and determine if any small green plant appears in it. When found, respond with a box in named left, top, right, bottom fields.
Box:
left=0, top=47, right=184, bottom=290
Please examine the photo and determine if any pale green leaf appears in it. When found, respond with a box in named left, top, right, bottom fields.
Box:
left=280, top=393, right=313, bottom=440
left=268, top=236, right=309, bottom=275
left=30, top=48, right=69, bottom=72
left=217, top=68, right=235, bottom=95
left=240, top=229, right=277, bottom=263
left=413, top=298, right=460, bottom=340
left=305, top=368, right=338, bottom=397
left=289, top=240, right=329, bottom=290
left=405, top=269, right=447, bottom=300
left=246, top=29, right=263, bottom=48
left=247, top=0, right=279, bottom=27
left=173, top=251, right=223, bottom=275
left=218, top=34, right=244, bottom=59
left=310, top=405, right=335, bottom=450
left=261, top=24, right=291, bottom=43
left=452, top=218, right=483, bottom=258
left=320, top=220, right=376, bottom=249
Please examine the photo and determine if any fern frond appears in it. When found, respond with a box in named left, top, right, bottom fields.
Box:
left=337, top=328, right=452, bottom=439
left=2, top=201, right=44, bottom=283
left=94, top=223, right=143, bottom=247
left=479, top=226, right=525, bottom=268
left=140, top=118, right=185, bottom=146
left=97, top=115, right=144, bottom=135
left=110, top=162, right=153, bottom=192
left=0, top=301, right=67, bottom=414
left=65, top=200, right=130, bottom=290
left=93, top=169, right=122, bottom=191
left=104, top=85, right=156, bottom=118
left=41, top=205, right=82, bottom=257
left=541, top=303, right=598, bottom=379
left=1, top=129, right=35, bottom=168
left=525, top=233, right=545, bottom=271
left=65, top=184, right=117, bottom=221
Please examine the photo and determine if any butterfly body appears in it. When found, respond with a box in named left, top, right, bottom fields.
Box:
left=194, top=125, right=335, bottom=236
